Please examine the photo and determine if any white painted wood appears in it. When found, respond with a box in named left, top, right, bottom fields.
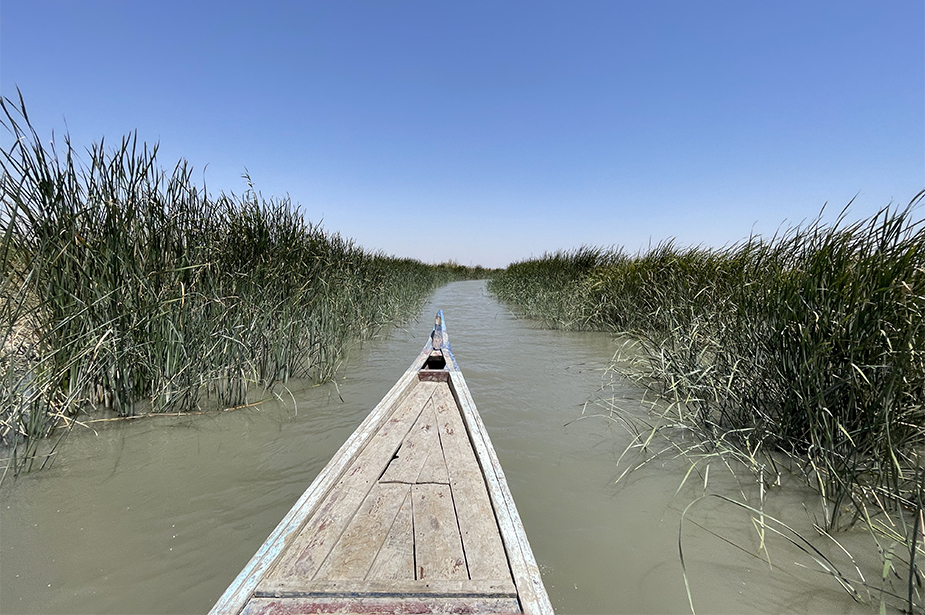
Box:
left=447, top=369, right=555, bottom=615
left=212, top=311, right=553, bottom=615
left=264, top=382, right=436, bottom=583
left=209, top=347, right=430, bottom=615
left=431, top=383, right=511, bottom=581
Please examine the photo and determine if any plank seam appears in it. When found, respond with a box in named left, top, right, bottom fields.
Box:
left=446, top=371, right=554, bottom=615
left=309, top=389, right=435, bottom=582
left=209, top=363, right=427, bottom=615
left=362, top=485, right=411, bottom=581
left=410, top=480, right=418, bottom=580
left=433, top=403, right=473, bottom=583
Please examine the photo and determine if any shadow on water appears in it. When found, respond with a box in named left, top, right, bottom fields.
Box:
left=0, top=280, right=886, bottom=614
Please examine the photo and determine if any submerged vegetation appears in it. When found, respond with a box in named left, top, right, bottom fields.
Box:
left=489, top=197, right=925, bottom=612
left=0, top=94, right=485, bottom=478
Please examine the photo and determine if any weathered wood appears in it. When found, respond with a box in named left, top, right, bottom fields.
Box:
left=209, top=355, right=428, bottom=615
left=365, top=488, right=414, bottom=581
left=242, top=595, right=521, bottom=615
left=417, top=370, right=449, bottom=382
left=431, top=383, right=511, bottom=582
left=411, top=483, right=468, bottom=581
left=447, top=371, right=554, bottom=615
left=211, top=311, right=552, bottom=615
left=415, top=444, right=449, bottom=485
left=263, top=382, right=437, bottom=584
left=256, top=579, right=517, bottom=597
left=378, top=400, right=439, bottom=484
left=313, top=483, right=410, bottom=581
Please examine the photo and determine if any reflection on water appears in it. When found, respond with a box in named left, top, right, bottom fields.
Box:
left=0, top=281, right=884, bottom=613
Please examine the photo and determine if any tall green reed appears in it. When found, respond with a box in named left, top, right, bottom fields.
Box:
left=489, top=196, right=925, bottom=611
left=0, top=93, right=474, bottom=477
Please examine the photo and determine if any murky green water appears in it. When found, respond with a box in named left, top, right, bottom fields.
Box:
left=0, top=281, right=887, bottom=613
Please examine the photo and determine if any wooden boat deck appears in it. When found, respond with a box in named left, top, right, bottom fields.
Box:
left=211, top=312, right=553, bottom=615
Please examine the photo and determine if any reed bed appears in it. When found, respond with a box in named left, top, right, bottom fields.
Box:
left=489, top=197, right=925, bottom=611
left=0, top=94, right=479, bottom=478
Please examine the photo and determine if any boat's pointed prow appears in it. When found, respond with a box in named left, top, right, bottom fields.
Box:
left=211, top=311, right=554, bottom=615
left=430, top=309, right=445, bottom=352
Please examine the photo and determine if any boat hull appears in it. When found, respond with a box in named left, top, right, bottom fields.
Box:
left=210, top=312, right=553, bottom=614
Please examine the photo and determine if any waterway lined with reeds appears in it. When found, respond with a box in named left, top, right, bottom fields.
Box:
left=0, top=280, right=884, bottom=613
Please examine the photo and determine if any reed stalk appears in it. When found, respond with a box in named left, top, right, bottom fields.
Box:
left=0, top=92, right=485, bottom=478
left=489, top=195, right=925, bottom=611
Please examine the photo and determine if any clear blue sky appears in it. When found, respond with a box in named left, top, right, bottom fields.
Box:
left=2, top=1, right=922, bottom=268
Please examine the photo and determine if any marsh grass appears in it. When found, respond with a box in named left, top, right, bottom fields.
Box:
left=0, top=93, right=478, bottom=478
left=489, top=196, right=925, bottom=612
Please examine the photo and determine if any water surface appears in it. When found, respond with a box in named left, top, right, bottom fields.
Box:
left=0, top=281, right=884, bottom=613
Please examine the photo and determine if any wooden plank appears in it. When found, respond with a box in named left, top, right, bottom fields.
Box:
left=313, top=483, right=409, bottom=581
left=242, top=595, right=521, bottom=615
left=378, top=399, right=438, bottom=484
left=431, top=383, right=511, bottom=582
left=365, top=488, right=414, bottom=581
left=212, top=312, right=551, bottom=615
left=417, top=370, right=450, bottom=382
left=262, top=382, right=438, bottom=584
left=412, top=483, right=468, bottom=581
left=447, top=371, right=554, bottom=615
left=255, top=578, right=517, bottom=597
left=415, top=443, right=450, bottom=485
left=209, top=356, right=428, bottom=615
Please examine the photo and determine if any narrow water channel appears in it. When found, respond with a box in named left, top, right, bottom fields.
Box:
left=1, top=281, right=884, bottom=613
